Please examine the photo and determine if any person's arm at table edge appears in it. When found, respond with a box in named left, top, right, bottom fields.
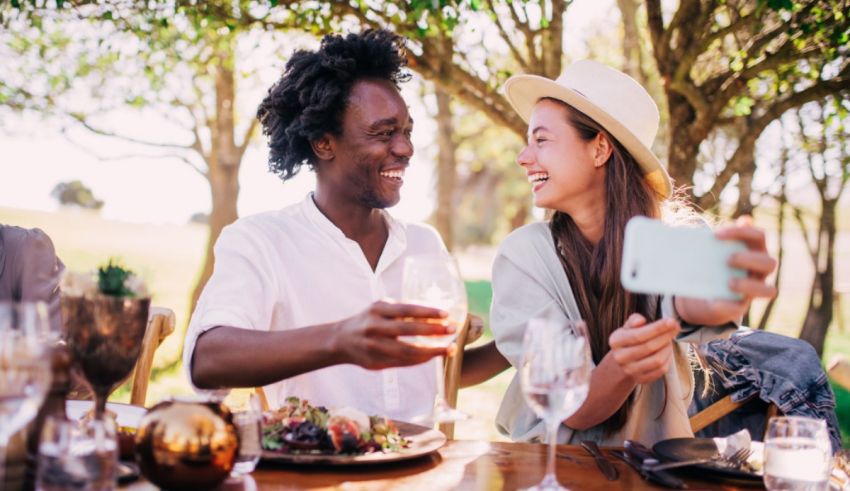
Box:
left=191, top=301, right=455, bottom=389
left=460, top=341, right=510, bottom=388
left=192, top=323, right=342, bottom=388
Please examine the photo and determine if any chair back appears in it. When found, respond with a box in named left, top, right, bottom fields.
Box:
left=440, top=313, right=484, bottom=439
left=689, top=391, right=780, bottom=438
left=129, top=307, right=176, bottom=406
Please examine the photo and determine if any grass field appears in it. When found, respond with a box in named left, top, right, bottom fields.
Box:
left=3, top=206, right=848, bottom=445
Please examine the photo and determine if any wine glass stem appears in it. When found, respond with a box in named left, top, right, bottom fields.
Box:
left=95, top=391, right=108, bottom=420
left=545, top=420, right=558, bottom=483
left=0, top=433, right=9, bottom=489
left=435, top=355, right=447, bottom=405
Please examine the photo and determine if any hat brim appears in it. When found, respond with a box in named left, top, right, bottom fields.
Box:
left=504, top=74, right=672, bottom=199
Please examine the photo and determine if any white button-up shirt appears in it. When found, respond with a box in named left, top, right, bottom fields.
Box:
left=183, top=193, right=445, bottom=421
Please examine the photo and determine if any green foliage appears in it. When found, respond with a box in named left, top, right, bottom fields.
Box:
left=831, top=380, right=850, bottom=447
left=50, top=180, right=104, bottom=210
left=97, top=258, right=136, bottom=297
left=465, top=280, right=492, bottom=337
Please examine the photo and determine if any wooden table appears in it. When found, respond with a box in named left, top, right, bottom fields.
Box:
left=126, top=440, right=761, bottom=490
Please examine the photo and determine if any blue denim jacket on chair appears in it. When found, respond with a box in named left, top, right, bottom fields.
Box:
left=689, top=328, right=842, bottom=452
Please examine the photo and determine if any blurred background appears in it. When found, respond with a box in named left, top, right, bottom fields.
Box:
left=1, top=0, right=848, bottom=445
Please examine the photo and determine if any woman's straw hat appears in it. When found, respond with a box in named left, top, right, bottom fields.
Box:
left=503, top=60, right=672, bottom=198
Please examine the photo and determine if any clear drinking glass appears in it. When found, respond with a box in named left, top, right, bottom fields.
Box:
left=36, top=415, right=118, bottom=491
left=520, top=318, right=591, bottom=491
left=0, top=301, right=53, bottom=488
left=764, top=416, right=832, bottom=491
left=231, top=395, right=263, bottom=476
left=400, top=253, right=469, bottom=424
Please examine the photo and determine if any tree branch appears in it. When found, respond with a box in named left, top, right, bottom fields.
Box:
left=645, top=0, right=669, bottom=75
left=488, top=0, right=530, bottom=72
left=508, top=1, right=539, bottom=68
left=60, top=131, right=208, bottom=179
left=236, top=117, right=258, bottom=161
left=68, top=113, right=195, bottom=151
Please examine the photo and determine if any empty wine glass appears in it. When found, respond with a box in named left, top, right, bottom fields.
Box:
left=230, top=394, right=263, bottom=476
left=520, top=317, right=591, bottom=491
left=400, top=253, right=468, bottom=424
left=0, top=301, right=53, bottom=487
left=764, top=416, right=832, bottom=491
left=37, top=415, right=118, bottom=491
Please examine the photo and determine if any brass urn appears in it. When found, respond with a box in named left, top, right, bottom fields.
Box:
left=135, top=398, right=239, bottom=490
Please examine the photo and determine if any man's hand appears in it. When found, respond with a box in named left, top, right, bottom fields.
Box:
left=332, top=300, right=454, bottom=370
left=608, top=313, right=681, bottom=384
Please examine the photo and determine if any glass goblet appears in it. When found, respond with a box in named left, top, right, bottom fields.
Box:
left=400, top=253, right=468, bottom=424
left=0, top=301, right=53, bottom=487
left=764, top=415, right=832, bottom=491
left=520, top=317, right=591, bottom=491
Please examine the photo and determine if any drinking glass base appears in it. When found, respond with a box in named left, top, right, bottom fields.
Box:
left=522, top=474, right=569, bottom=491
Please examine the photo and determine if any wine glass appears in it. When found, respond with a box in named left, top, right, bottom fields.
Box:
left=0, top=301, right=53, bottom=487
left=520, top=317, right=591, bottom=491
left=764, top=416, right=832, bottom=491
left=400, top=253, right=469, bottom=424
left=62, top=295, right=150, bottom=420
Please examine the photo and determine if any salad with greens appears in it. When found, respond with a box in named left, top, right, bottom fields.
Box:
left=261, top=397, right=408, bottom=455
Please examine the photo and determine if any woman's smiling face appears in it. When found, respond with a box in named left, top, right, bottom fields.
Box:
left=516, top=99, right=607, bottom=213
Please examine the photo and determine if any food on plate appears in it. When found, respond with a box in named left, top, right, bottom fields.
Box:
left=261, top=397, right=408, bottom=455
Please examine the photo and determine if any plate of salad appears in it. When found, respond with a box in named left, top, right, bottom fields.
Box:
left=261, top=397, right=446, bottom=465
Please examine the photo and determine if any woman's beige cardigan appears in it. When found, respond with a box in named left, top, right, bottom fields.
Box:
left=491, top=222, right=734, bottom=446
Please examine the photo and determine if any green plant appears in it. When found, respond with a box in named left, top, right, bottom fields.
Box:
left=97, top=258, right=136, bottom=297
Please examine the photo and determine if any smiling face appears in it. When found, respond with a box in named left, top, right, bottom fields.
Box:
left=517, top=99, right=607, bottom=214
left=317, top=78, right=414, bottom=210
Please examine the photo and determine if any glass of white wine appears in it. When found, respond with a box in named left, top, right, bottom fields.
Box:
left=0, top=301, right=53, bottom=488
left=400, top=253, right=468, bottom=424
left=520, top=317, right=591, bottom=491
left=764, top=416, right=832, bottom=491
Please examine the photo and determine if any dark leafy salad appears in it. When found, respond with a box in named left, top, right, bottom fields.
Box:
left=262, top=397, right=408, bottom=455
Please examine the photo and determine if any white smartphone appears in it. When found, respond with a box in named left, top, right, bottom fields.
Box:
left=620, top=216, right=747, bottom=300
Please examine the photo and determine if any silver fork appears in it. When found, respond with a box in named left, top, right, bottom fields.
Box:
left=643, top=448, right=753, bottom=472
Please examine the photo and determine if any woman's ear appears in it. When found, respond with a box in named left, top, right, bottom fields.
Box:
left=310, top=135, right=335, bottom=161
left=593, top=133, right=613, bottom=168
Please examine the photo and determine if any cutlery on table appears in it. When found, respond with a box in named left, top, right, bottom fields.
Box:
left=581, top=440, right=619, bottom=481
left=618, top=440, right=688, bottom=489
left=642, top=447, right=752, bottom=472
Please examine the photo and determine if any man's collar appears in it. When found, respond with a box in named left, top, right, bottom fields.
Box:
left=301, top=192, right=406, bottom=241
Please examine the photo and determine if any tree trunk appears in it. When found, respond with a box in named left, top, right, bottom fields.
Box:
left=799, top=201, right=837, bottom=357
left=617, top=0, right=645, bottom=86
left=757, top=152, right=788, bottom=330
left=733, top=164, right=755, bottom=218
left=665, top=92, right=701, bottom=193
left=190, top=53, right=241, bottom=311
left=433, top=88, right=457, bottom=251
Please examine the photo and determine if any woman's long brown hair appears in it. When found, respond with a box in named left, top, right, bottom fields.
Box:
left=546, top=99, right=662, bottom=435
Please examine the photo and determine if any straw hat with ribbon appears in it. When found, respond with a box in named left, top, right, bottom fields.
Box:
left=503, top=60, right=672, bottom=199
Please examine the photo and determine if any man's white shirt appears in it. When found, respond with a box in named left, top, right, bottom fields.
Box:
left=183, top=193, right=446, bottom=421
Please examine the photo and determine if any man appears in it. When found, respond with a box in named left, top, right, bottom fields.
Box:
left=184, top=29, right=460, bottom=421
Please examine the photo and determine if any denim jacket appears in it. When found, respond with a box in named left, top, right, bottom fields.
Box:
left=689, top=328, right=841, bottom=452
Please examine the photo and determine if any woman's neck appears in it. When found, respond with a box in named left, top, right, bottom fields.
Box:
left=560, top=197, right=606, bottom=246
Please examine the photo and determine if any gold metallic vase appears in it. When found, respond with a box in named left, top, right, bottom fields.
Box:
left=135, top=399, right=238, bottom=490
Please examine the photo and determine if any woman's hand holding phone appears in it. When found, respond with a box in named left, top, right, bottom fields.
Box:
left=609, top=313, right=681, bottom=385
left=677, top=216, right=778, bottom=325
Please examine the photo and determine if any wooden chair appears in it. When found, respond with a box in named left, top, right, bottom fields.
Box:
left=689, top=394, right=777, bottom=432
left=828, top=355, right=850, bottom=392
left=128, top=306, right=176, bottom=406
left=440, top=313, right=485, bottom=439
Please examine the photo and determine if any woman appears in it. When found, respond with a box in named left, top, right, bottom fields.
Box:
left=491, top=60, right=777, bottom=446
